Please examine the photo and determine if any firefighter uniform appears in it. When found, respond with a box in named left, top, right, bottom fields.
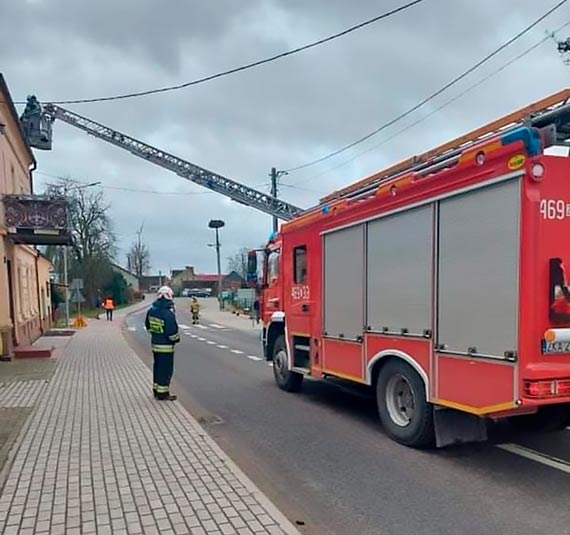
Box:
left=145, top=292, right=180, bottom=400
left=190, top=298, right=200, bottom=324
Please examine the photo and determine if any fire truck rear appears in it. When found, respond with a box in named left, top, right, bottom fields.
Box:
left=248, top=90, right=570, bottom=447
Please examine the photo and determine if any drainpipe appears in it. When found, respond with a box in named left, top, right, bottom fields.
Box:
left=35, top=252, right=43, bottom=335
left=28, top=161, right=36, bottom=193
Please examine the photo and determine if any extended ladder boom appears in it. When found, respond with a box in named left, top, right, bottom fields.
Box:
left=37, top=104, right=303, bottom=221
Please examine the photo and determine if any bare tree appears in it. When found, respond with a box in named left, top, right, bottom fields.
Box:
left=226, top=247, right=249, bottom=279
left=45, top=178, right=116, bottom=304
left=127, top=224, right=151, bottom=278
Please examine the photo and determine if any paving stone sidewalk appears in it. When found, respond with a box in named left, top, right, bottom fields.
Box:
left=0, top=310, right=300, bottom=535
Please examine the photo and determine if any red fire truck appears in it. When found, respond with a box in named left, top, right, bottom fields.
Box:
left=248, top=89, right=570, bottom=447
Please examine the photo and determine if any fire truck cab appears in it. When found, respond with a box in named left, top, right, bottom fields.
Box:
left=249, top=90, right=570, bottom=447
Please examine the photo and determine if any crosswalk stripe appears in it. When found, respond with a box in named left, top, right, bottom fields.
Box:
left=217, top=345, right=228, bottom=349
left=247, top=356, right=262, bottom=361
left=209, top=324, right=226, bottom=329
left=231, top=349, right=244, bottom=355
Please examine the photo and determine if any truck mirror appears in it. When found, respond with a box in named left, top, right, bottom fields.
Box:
left=247, top=251, right=258, bottom=286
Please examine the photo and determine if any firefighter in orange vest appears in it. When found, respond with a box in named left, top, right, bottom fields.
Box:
left=103, top=296, right=115, bottom=321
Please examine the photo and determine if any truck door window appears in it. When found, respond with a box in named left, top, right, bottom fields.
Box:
left=267, top=250, right=280, bottom=284
left=294, top=246, right=308, bottom=284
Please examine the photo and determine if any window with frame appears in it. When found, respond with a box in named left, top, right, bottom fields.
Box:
left=267, top=249, right=280, bottom=283
left=294, top=246, right=307, bottom=284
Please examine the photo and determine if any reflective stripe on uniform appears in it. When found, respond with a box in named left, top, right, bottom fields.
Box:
left=169, top=333, right=180, bottom=342
left=156, top=385, right=170, bottom=393
left=148, top=317, right=165, bottom=334
left=152, top=344, right=174, bottom=353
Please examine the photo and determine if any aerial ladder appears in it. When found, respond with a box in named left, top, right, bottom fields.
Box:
left=19, top=90, right=570, bottom=224
left=19, top=97, right=303, bottom=222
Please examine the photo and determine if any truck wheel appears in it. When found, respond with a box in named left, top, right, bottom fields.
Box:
left=377, top=359, right=434, bottom=447
left=273, top=335, right=303, bottom=392
left=509, top=405, right=570, bottom=432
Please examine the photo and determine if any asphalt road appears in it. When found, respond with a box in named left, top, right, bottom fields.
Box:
left=124, top=299, right=570, bottom=535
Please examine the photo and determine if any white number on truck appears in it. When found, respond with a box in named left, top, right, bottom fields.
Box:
left=540, top=199, right=569, bottom=220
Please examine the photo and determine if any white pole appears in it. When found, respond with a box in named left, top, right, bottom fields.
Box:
left=63, top=246, right=70, bottom=328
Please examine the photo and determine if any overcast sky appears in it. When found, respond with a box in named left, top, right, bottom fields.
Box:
left=2, top=0, right=570, bottom=275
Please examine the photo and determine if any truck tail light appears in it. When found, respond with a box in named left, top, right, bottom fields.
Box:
left=525, top=380, right=555, bottom=397
left=525, top=379, right=570, bottom=398
left=556, top=380, right=570, bottom=396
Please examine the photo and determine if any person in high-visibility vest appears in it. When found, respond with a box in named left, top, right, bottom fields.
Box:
left=103, top=296, right=115, bottom=321
left=144, top=286, right=180, bottom=401
left=190, top=297, right=200, bottom=324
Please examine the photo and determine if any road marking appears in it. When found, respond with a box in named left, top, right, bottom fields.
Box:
left=197, top=337, right=206, bottom=342
left=206, top=341, right=216, bottom=345
left=217, top=345, right=228, bottom=349
left=231, top=349, right=244, bottom=355
left=209, top=324, right=226, bottom=329
left=247, top=356, right=262, bottom=361
left=195, top=324, right=208, bottom=330
left=496, top=443, right=570, bottom=474
left=267, top=362, right=273, bottom=367
left=128, top=327, right=137, bottom=331
left=179, top=324, right=191, bottom=329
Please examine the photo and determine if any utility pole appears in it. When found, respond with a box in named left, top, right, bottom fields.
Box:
left=208, top=219, right=225, bottom=310
left=63, top=246, right=70, bottom=328
left=270, top=167, right=278, bottom=234
left=269, top=167, right=288, bottom=234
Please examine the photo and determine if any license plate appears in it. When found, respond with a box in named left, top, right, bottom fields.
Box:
left=543, top=341, right=570, bottom=354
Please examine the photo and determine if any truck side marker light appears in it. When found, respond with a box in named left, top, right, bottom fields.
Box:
left=531, top=163, right=545, bottom=181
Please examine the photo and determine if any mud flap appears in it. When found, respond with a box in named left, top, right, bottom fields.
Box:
left=434, top=407, right=488, bottom=448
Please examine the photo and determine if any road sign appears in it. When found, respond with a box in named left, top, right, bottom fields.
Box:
left=69, top=289, right=85, bottom=304
left=71, top=278, right=84, bottom=290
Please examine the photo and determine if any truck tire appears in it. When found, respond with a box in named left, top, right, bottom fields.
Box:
left=509, top=404, right=570, bottom=432
left=377, top=359, right=434, bottom=447
left=273, top=335, right=303, bottom=392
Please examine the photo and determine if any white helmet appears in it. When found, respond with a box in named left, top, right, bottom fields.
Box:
left=157, top=286, right=174, bottom=301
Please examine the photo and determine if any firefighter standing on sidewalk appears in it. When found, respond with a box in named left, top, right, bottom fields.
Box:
left=145, top=286, right=180, bottom=401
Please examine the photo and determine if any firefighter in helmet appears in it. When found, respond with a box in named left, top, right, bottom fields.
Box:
left=190, top=296, right=200, bottom=325
left=145, top=286, right=180, bottom=400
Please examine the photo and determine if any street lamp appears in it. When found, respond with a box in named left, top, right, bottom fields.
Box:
left=208, top=219, right=225, bottom=309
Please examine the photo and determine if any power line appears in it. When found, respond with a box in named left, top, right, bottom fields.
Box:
left=287, top=19, right=570, bottom=187
left=36, top=170, right=270, bottom=195
left=22, top=0, right=426, bottom=106
left=283, top=0, right=569, bottom=173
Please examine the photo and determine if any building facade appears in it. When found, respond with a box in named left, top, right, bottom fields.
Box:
left=111, top=263, right=140, bottom=292
left=171, top=265, right=245, bottom=296
left=0, top=75, right=65, bottom=356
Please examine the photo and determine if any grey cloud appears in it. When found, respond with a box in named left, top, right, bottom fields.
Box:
left=2, top=0, right=570, bottom=273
